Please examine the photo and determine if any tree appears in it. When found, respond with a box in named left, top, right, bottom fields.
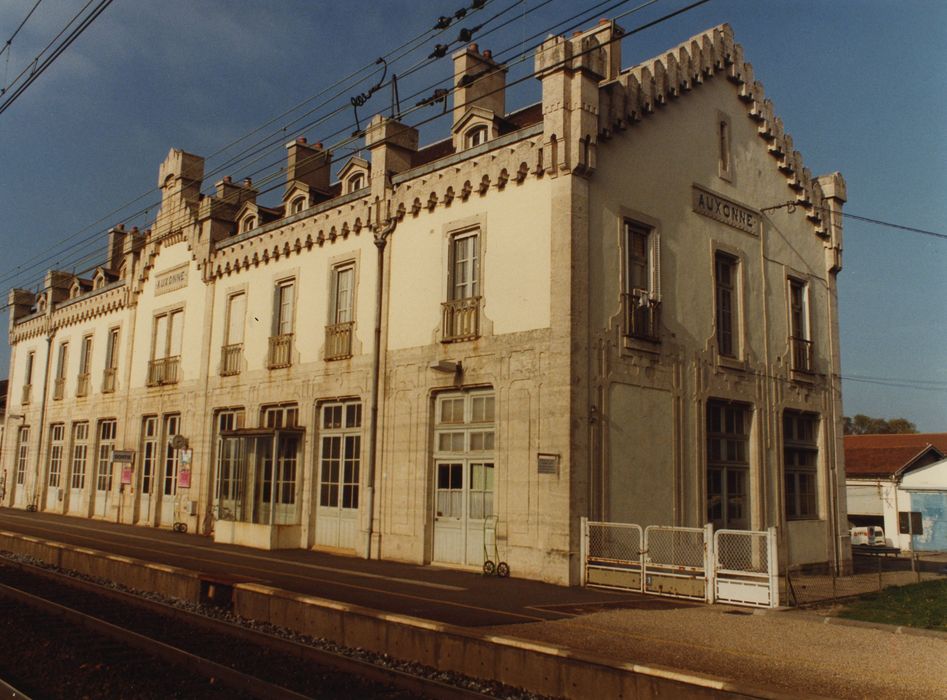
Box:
left=843, top=414, right=918, bottom=435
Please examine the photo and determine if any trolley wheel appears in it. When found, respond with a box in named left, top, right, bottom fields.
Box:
left=496, top=562, right=510, bottom=578
left=482, top=560, right=496, bottom=576
left=173, top=522, right=188, bottom=533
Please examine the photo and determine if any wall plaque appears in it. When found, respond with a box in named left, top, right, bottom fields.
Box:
left=693, top=185, right=760, bottom=236
left=155, top=264, right=188, bottom=295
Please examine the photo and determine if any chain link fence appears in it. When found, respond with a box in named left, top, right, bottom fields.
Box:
left=785, top=550, right=947, bottom=607
left=646, top=526, right=705, bottom=568
left=715, top=530, right=769, bottom=574
left=587, top=522, right=642, bottom=564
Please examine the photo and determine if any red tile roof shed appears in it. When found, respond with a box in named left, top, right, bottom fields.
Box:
left=844, top=433, right=947, bottom=478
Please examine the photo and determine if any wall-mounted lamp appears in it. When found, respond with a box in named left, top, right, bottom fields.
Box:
left=430, top=360, right=462, bottom=375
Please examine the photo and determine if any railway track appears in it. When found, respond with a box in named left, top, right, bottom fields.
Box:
left=0, top=558, right=513, bottom=700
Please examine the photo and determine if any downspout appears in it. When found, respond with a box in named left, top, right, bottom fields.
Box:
left=31, top=326, right=55, bottom=511
left=364, top=216, right=397, bottom=559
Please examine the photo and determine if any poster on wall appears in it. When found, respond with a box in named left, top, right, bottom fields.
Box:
left=178, top=469, right=191, bottom=489
left=121, top=466, right=133, bottom=485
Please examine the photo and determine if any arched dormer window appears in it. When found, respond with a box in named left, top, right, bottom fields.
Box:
left=347, top=173, right=365, bottom=193
left=465, top=125, right=488, bottom=149
left=291, top=196, right=306, bottom=214
left=242, top=215, right=256, bottom=233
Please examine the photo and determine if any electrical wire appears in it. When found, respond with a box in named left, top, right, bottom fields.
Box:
left=1, top=0, right=43, bottom=56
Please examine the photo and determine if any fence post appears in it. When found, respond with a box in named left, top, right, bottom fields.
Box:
left=767, top=526, right=780, bottom=608
left=579, top=516, right=588, bottom=587
left=705, top=523, right=715, bottom=604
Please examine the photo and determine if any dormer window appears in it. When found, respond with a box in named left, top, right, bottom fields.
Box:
left=465, top=125, right=488, bottom=149
left=347, top=173, right=365, bottom=193
left=291, top=196, right=306, bottom=214
left=242, top=215, right=256, bottom=233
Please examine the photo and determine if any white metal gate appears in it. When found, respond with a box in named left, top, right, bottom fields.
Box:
left=713, top=528, right=779, bottom=608
left=582, top=518, right=779, bottom=609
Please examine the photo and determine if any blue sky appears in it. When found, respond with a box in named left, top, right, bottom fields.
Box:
left=0, top=0, right=944, bottom=430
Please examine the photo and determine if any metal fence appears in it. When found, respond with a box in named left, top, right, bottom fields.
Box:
left=714, top=529, right=778, bottom=608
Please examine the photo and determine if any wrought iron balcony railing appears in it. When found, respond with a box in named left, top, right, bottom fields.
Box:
left=790, top=336, right=814, bottom=374
left=622, top=290, right=661, bottom=341
left=76, top=373, right=90, bottom=398
left=102, top=367, right=116, bottom=394
left=441, top=297, right=481, bottom=343
left=53, top=377, right=65, bottom=400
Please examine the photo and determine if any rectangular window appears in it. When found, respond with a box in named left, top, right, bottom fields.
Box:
left=149, top=310, right=183, bottom=385
left=443, top=230, right=481, bottom=342
left=623, top=221, right=660, bottom=341
left=48, top=424, right=65, bottom=488
left=214, top=409, right=246, bottom=518
left=714, top=252, right=739, bottom=358
left=788, top=278, right=813, bottom=373
left=259, top=404, right=300, bottom=516
left=77, top=335, right=93, bottom=397
left=103, top=328, right=120, bottom=393
left=326, top=265, right=355, bottom=360
left=95, top=419, right=117, bottom=492
left=319, top=401, right=362, bottom=510
left=162, top=414, right=181, bottom=497
left=707, top=400, right=750, bottom=530
left=54, top=342, right=68, bottom=400
left=274, top=280, right=295, bottom=335
left=718, top=115, right=732, bottom=181
left=139, top=417, right=158, bottom=495
left=222, top=293, right=246, bottom=375
left=15, top=426, right=30, bottom=485
left=434, top=390, right=496, bottom=521
left=22, top=351, right=35, bottom=405
left=70, top=422, right=89, bottom=490
left=784, top=411, right=819, bottom=520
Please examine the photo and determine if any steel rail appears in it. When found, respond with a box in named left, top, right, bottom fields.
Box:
left=1, top=558, right=495, bottom=700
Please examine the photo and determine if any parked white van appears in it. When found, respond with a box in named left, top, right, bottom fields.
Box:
left=850, top=526, right=885, bottom=546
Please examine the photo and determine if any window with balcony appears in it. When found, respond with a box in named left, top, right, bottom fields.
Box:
left=714, top=252, right=741, bottom=359
left=784, top=411, right=819, bottom=520
left=21, top=351, right=34, bottom=405
left=148, top=309, right=183, bottom=386
left=325, top=264, right=355, bottom=360
left=221, top=292, right=245, bottom=376
left=707, top=400, right=751, bottom=530
left=102, top=328, right=119, bottom=393
left=788, top=278, right=813, bottom=374
left=54, top=342, right=68, bottom=400
left=622, top=221, right=660, bottom=342
left=442, top=230, right=481, bottom=342
left=268, top=280, right=294, bottom=368
left=76, top=334, right=92, bottom=397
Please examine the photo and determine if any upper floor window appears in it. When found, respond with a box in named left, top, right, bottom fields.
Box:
left=54, top=342, right=69, bottom=400
left=241, top=215, right=256, bottom=233
left=347, top=173, right=365, bottom=192
left=22, top=351, right=35, bottom=405
left=465, top=125, right=488, bottom=149
left=707, top=399, right=751, bottom=530
left=221, top=292, right=246, bottom=376
left=443, top=230, right=481, bottom=342
left=291, top=196, right=306, bottom=214
left=148, top=309, right=183, bottom=386
left=268, top=281, right=295, bottom=368
left=714, top=252, right=740, bottom=359
left=77, top=334, right=93, bottom=397
left=788, top=278, right=813, bottom=374
left=783, top=410, right=819, bottom=520
left=623, top=221, right=660, bottom=341
left=103, top=328, right=120, bottom=393
left=718, top=114, right=732, bottom=181
left=326, top=264, right=355, bottom=361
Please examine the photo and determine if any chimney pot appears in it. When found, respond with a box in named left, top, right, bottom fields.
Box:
left=469, top=43, right=478, bottom=53
left=243, top=178, right=252, bottom=187
left=297, top=136, right=307, bottom=144
left=482, top=49, right=492, bottom=59
left=599, top=18, right=609, bottom=25
left=316, top=142, right=323, bottom=149
left=223, top=176, right=232, bottom=183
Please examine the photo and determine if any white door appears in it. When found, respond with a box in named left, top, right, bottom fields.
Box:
left=45, top=425, right=65, bottom=511
left=315, top=402, right=362, bottom=550
left=66, top=423, right=89, bottom=515
left=137, top=417, right=158, bottom=524
left=158, top=415, right=180, bottom=527
left=93, top=421, right=116, bottom=518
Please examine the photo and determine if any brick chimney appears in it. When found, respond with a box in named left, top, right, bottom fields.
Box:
left=452, top=44, right=507, bottom=129
left=285, top=137, right=331, bottom=193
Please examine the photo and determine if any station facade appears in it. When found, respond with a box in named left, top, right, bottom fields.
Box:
left=1, top=22, right=851, bottom=584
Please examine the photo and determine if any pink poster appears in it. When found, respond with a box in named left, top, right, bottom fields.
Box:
left=121, top=466, right=133, bottom=485
left=178, top=469, right=191, bottom=489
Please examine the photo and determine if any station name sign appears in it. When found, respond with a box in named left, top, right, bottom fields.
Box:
left=692, top=186, right=759, bottom=236
left=155, top=264, right=188, bottom=295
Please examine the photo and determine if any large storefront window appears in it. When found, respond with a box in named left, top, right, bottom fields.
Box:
left=216, top=403, right=302, bottom=526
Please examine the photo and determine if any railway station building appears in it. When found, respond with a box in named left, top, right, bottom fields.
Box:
left=1, top=21, right=852, bottom=584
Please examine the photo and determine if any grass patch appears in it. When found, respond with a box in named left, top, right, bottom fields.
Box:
left=837, top=578, right=947, bottom=631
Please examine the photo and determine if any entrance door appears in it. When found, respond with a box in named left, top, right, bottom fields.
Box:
left=431, top=391, right=495, bottom=567
left=93, top=420, right=116, bottom=518
left=315, top=401, right=362, bottom=550
left=67, top=422, right=90, bottom=515
left=157, top=414, right=180, bottom=527
left=13, top=426, right=30, bottom=508
left=137, top=417, right=158, bottom=524
left=45, top=424, right=65, bottom=511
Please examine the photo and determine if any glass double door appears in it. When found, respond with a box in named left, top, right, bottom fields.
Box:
left=432, top=460, right=494, bottom=566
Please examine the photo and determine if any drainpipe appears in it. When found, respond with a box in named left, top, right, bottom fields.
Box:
left=364, top=216, right=397, bottom=559
left=30, top=328, right=55, bottom=511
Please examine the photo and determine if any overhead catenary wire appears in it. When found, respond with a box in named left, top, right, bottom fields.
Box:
left=0, top=0, right=637, bottom=289
left=1, top=0, right=43, bottom=57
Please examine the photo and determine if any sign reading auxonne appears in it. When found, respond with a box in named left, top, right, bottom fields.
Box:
left=155, top=264, right=188, bottom=295
left=692, top=186, right=759, bottom=236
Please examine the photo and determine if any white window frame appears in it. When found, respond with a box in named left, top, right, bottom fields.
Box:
left=449, top=229, right=480, bottom=302
left=318, top=401, right=362, bottom=511
left=15, top=426, right=30, bottom=485
left=95, top=419, right=117, bottom=492
left=70, top=422, right=90, bottom=490
left=152, top=309, right=184, bottom=360
left=48, top=424, right=65, bottom=488
left=274, top=279, right=296, bottom=336
left=465, top=124, right=488, bottom=149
